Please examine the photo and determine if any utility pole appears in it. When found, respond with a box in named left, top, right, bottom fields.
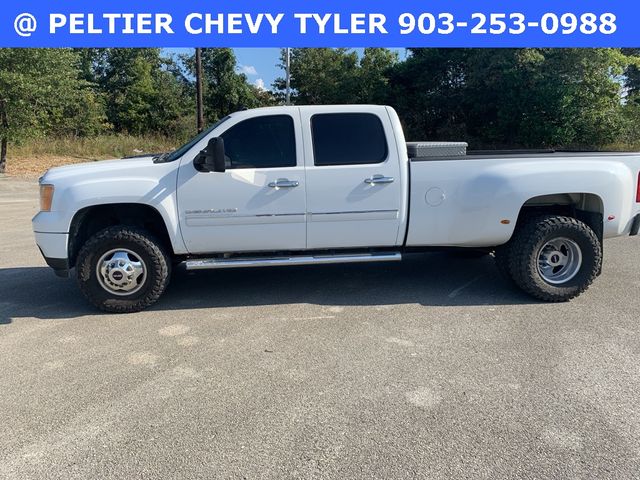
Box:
left=0, top=99, right=7, bottom=174
left=195, top=48, right=204, bottom=133
left=285, top=47, right=291, bottom=106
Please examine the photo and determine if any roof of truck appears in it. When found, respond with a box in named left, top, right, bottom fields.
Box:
left=233, top=104, right=390, bottom=113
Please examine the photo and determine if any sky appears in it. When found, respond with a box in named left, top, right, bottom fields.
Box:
left=164, top=48, right=407, bottom=91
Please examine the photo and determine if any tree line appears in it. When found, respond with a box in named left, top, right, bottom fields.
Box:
left=278, top=48, right=640, bottom=149
left=1, top=47, right=639, bottom=173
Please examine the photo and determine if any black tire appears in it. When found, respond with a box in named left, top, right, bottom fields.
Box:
left=76, top=226, right=171, bottom=313
left=507, top=215, right=601, bottom=302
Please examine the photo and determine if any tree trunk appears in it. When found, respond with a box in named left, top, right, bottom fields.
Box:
left=0, top=99, right=7, bottom=174
left=195, top=48, right=205, bottom=133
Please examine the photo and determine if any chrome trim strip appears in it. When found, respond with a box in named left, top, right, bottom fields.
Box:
left=308, top=209, right=399, bottom=223
left=186, top=210, right=394, bottom=218
left=308, top=209, right=399, bottom=216
left=254, top=213, right=306, bottom=218
left=185, top=212, right=305, bottom=218
left=185, top=252, right=402, bottom=270
left=185, top=212, right=306, bottom=227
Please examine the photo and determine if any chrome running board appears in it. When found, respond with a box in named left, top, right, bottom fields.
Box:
left=185, top=252, right=402, bottom=270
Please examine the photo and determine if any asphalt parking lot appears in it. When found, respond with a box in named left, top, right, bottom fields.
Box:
left=1, top=175, right=640, bottom=479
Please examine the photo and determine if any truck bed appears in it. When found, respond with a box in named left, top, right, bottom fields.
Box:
left=405, top=151, right=640, bottom=248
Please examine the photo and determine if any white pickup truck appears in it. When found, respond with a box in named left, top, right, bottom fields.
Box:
left=32, top=105, right=640, bottom=312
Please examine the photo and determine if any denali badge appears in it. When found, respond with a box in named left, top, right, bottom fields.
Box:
left=185, top=208, right=238, bottom=215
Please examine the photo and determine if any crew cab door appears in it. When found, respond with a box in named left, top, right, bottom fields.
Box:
left=177, top=110, right=306, bottom=253
left=301, top=108, right=403, bottom=248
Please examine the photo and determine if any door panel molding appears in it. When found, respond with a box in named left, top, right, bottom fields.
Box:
left=185, top=212, right=306, bottom=227
left=308, top=210, right=399, bottom=222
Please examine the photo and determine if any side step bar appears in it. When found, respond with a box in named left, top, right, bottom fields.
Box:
left=185, top=252, right=402, bottom=270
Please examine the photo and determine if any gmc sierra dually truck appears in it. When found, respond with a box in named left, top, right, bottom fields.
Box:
left=33, top=105, right=640, bottom=312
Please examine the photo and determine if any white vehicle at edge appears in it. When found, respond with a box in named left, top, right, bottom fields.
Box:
left=32, top=105, right=640, bottom=312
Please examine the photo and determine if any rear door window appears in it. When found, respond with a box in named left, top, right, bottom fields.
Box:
left=311, top=113, right=388, bottom=166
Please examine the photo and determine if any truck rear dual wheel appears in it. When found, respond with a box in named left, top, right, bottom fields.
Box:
left=76, top=226, right=171, bottom=313
left=495, top=215, right=602, bottom=302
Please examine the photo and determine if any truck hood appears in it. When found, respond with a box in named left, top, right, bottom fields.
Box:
left=41, top=156, right=158, bottom=183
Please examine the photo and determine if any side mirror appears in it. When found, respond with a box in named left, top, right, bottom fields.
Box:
left=195, top=137, right=226, bottom=173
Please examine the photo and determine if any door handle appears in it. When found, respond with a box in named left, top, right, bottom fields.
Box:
left=268, top=179, right=299, bottom=189
left=364, top=175, right=395, bottom=185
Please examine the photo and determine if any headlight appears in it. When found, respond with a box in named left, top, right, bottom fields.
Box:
left=39, top=184, right=55, bottom=212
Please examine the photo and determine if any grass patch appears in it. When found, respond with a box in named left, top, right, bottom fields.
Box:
left=602, top=143, right=640, bottom=152
left=10, top=134, right=183, bottom=161
left=5, top=134, right=187, bottom=176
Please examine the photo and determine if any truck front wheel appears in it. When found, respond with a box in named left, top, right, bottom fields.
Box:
left=76, top=226, right=171, bottom=313
left=507, top=215, right=602, bottom=302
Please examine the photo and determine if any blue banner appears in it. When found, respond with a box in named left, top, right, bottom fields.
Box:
left=1, top=0, right=638, bottom=47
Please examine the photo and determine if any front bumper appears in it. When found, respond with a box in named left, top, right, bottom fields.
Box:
left=34, top=231, right=70, bottom=277
left=40, top=252, right=70, bottom=277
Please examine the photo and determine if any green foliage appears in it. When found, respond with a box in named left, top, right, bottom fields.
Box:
left=0, top=48, right=107, bottom=171
left=619, top=95, right=640, bottom=147
left=622, top=48, right=640, bottom=98
left=0, top=49, right=106, bottom=142
left=183, top=48, right=275, bottom=122
left=0, top=47, right=278, bottom=172
left=274, top=48, right=359, bottom=104
left=275, top=47, right=639, bottom=150
left=358, top=48, right=399, bottom=104
left=273, top=48, right=397, bottom=104
left=387, top=48, right=634, bottom=148
left=85, top=48, right=194, bottom=137
left=3, top=47, right=640, bottom=175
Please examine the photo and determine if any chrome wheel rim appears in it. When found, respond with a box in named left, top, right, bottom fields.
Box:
left=96, top=248, right=146, bottom=296
left=537, top=237, right=582, bottom=285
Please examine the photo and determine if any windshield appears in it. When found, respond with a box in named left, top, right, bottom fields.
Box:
left=159, top=116, right=231, bottom=162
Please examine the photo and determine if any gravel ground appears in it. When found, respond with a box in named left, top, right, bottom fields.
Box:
left=1, top=176, right=640, bottom=479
